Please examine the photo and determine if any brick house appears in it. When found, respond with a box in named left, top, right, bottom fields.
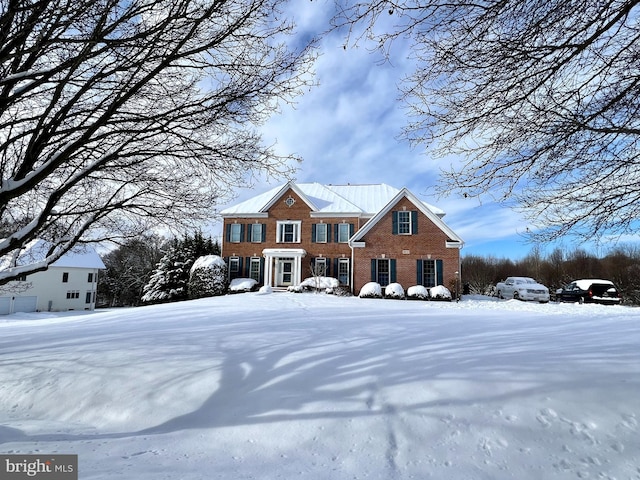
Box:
left=220, top=182, right=463, bottom=295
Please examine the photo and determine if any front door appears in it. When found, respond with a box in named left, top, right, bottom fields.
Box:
left=277, top=258, right=294, bottom=286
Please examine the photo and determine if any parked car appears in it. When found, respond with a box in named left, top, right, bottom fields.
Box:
left=556, top=279, right=622, bottom=305
left=495, top=277, right=550, bottom=303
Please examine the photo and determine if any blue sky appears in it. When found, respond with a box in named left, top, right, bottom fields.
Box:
left=212, top=1, right=600, bottom=260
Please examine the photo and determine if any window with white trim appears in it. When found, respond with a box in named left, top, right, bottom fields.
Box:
left=314, top=257, right=327, bottom=276
left=250, top=224, right=263, bottom=243
left=398, top=211, right=411, bottom=234
left=229, top=257, right=240, bottom=274
left=338, top=258, right=350, bottom=285
left=249, top=258, right=261, bottom=282
left=230, top=223, right=242, bottom=243
left=375, top=259, right=390, bottom=286
left=316, top=223, right=328, bottom=243
left=277, top=221, right=301, bottom=243
left=337, top=223, right=351, bottom=243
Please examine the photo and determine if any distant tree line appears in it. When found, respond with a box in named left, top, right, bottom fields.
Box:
left=462, top=245, right=640, bottom=305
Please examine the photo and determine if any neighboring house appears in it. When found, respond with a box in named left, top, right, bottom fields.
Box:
left=220, top=182, right=464, bottom=295
left=0, top=240, right=105, bottom=314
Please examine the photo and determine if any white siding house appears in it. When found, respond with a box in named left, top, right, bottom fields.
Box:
left=0, top=240, right=105, bottom=314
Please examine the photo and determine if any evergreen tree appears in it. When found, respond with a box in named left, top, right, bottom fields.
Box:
left=141, top=232, right=219, bottom=304
left=188, top=256, right=228, bottom=299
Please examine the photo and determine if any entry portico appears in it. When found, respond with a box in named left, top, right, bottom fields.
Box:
left=262, top=248, right=307, bottom=288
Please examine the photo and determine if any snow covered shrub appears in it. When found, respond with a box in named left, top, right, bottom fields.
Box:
left=287, top=285, right=303, bottom=293
left=188, top=255, right=228, bottom=299
left=229, top=278, right=258, bottom=293
left=257, top=285, right=273, bottom=295
left=385, top=282, right=405, bottom=299
left=429, top=285, right=452, bottom=301
left=300, top=276, right=340, bottom=292
left=407, top=285, right=429, bottom=300
left=359, top=282, right=382, bottom=298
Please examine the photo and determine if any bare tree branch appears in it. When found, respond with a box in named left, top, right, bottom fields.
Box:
left=334, top=0, right=640, bottom=242
left=0, top=0, right=317, bottom=284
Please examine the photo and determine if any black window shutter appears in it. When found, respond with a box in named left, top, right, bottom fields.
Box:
left=411, top=211, right=418, bottom=234
left=326, top=258, right=331, bottom=276
left=371, top=259, right=376, bottom=282
left=225, top=224, right=231, bottom=242
left=261, top=224, right=266, bottom=242
left=327, top=224, right=332, bottom=243
left=259, top=258, right=265, bottom=284
left=239, top=224, right=245, bottom=243
left=390, top=259, right=397, bottom=283
left=436, top=259, right=444, bottom=286
left=246, top=224, right=252, bottom=242
left=349, top=223, right=355, bottom=237
left=416, top=260, right=423, bottom=285
left=392, top=211, right=398, bottom=235
left=311, top=224, right=317, bottom=243
left=334, top=224, right=339, bottom=242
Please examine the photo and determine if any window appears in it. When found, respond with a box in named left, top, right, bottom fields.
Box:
left=16, top=274, right=27, bottom=281
left=338, top=258, right=350, bottom=285
left=417, top=259, right=443, bottom=288
left=229, top=257, right=240, bottom=274
left=422, top=260, right=436, bottom=288
left=392, top=211, right=418, bottom=235
left=375, top=259, right=390, bottom=286
left=313, top=257, right=327, bottom=276
left=315, top=223, right=328, bottom=243
left=66, top=290, right=80, bottom=299
left=62, top=272, right=69, bottom=283
left=277, top=221, right=301, bottom=243
left=337, top=223, right=351, bottom=243
left=88, top=272, right=94, bottom=283
left=230, top=223, right=242, bottom=243
left=398, top=211, right=411, bottom=234
left=250, top=224, right=263, bottom=243
left=85, top=292, right=92, bottom=303
left=249, top=258, right=262, bottom=282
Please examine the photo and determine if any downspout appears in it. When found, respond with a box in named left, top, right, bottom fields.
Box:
left=349, top=241, right=355, bottom=295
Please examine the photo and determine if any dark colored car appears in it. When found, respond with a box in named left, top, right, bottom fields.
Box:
left=556, top=279, right=622, bottom=305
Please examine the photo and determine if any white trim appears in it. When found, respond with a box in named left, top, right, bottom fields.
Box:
left=222, top=213, right=269, bottom=219
left=262, top=248, right=307, bottom=287
left=261, top=182, right=318, bottom=212
left=350, top=188, right=464, bottom=246
left=276, top=220, right=302, bottom=243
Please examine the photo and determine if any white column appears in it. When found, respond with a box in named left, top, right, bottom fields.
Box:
left=264, top=254, right=273, bottom=287
left=294, top=255, right=301, bottom=286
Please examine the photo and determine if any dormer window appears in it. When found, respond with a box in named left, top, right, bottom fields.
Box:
left=284, top=195, right=296, bottom=207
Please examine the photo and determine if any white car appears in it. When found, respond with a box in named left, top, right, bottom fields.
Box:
left=495, top=277, right=550, bottom=303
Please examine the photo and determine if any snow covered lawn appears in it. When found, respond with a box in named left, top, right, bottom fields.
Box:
left=1, top=294, right=639, bottom=479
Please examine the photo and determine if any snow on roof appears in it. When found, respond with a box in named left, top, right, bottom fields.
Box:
left=1, top=239, right=105, bottom=270
left=574, top=279, right=615, bottom=290
left=221, top=182, right=446, bottom=217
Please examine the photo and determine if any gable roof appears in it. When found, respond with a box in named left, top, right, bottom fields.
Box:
left=1, top=239, right=105, bottom=271
left=350, top=188, right=464, bottom=245
left=221, top=182, right=446, bottom=218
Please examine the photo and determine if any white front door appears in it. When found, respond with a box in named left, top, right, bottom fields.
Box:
left=277, top=258, right=294, bottom=286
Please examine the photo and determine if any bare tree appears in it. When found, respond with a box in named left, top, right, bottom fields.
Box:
left=0, top=0, right=315, bottom=284
left=334, top=0, right=640, bottom=241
